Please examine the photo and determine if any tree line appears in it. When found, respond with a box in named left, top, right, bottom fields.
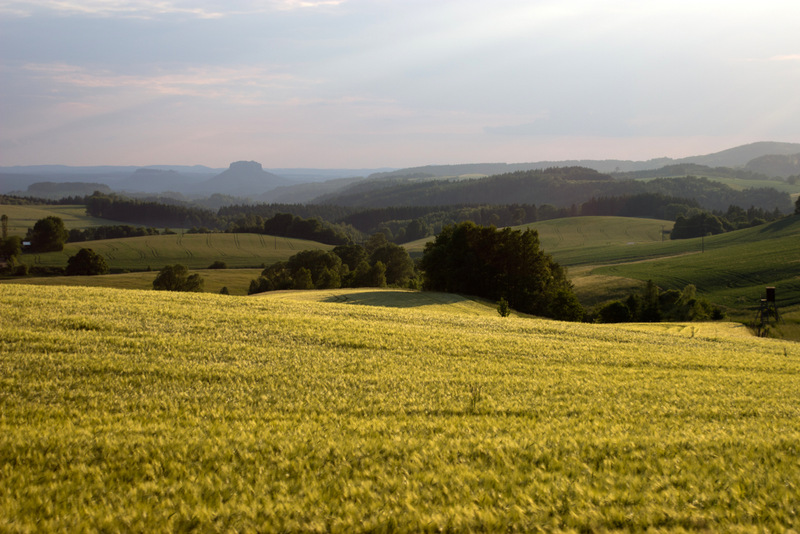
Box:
left=317, top=167, right=793, bottom=214
left=85, top=193, right=220, bottom=229
left=248, top=234, right=417, bottom=294
left=595, top=281, right=724, bottom=323
left=67, top=225, right=161, bottom=242
left=670, top=205, right=784, bottom=240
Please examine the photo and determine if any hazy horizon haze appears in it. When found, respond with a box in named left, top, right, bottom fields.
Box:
left=2, top=0, right=799, bottom=168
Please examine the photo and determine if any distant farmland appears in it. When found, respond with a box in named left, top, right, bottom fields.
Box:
left=23, top=233, right=333, bottom=270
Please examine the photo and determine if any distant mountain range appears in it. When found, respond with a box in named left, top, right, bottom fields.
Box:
left=365, top=141, right=800, bottom=180
left=1, top=141, right=798, bottom=202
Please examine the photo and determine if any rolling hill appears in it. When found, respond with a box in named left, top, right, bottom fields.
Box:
left=406, top=214, right=800, bottom=332
left=315, top=167, right=793, bottom=212
left=20, top=232, right=333, bottom=271
left=0, top=204, right=132, bottom=237
left=2, top=283, right=798, bottom=531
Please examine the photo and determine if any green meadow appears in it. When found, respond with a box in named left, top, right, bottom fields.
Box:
left=1, top=202, right=332, bottom=270
left=2, top=284, right=799, bottom=531
left=23, top=233, right=332, bottom=270
left=5, top=203, right=800, bottom=334
left=0, top=204, right=126, bottom=237
left=408, top=215, right=800, bottom=331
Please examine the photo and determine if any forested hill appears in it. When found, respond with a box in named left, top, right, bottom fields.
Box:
left=611, top=163, right=775, bottom=181
left=317, top=167, right=792, bottom=213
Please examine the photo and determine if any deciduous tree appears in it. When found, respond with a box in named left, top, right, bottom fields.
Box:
left=65, top=248, right=109, bottom=276
left=28, top=216, right=68, bottom=252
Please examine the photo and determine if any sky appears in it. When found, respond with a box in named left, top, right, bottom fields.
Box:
left=1, top=0, right=799, bottom=168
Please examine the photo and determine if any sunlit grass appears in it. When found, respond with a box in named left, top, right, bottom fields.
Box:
left=2, top=284, right=799, bottom=531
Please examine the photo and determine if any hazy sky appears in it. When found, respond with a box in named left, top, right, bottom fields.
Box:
left=1, top=0, right=799, bottom=168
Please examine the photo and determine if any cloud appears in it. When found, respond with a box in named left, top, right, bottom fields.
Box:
left=768, top=54, right=800, bottom=61
left=21, top=62, right=314, bottom=104
left=0, top=0, right=346, bottom=18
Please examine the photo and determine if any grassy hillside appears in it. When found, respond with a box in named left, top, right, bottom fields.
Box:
left=403, top=216, right=674, bottom=258
left=0, top=268, right=263, bottom=295
left=589, top=217, right=800, bottom=336
left=2, top=284, right=798, bottom=531
left=0, top=204, right=126, bottom=237
left=21, top=233, right=332, bottom=270
left=592, top=217, right=800, bottom=299
left=407, top=215, right=800, bottom=335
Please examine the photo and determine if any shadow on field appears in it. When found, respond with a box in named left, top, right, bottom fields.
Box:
left=324, top=290, right=468, bottom=309
left=757, top=216, right=800, bottom=235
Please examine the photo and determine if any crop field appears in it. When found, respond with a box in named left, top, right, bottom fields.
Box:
left=2, top=284, right=799, bottom=531
left=22, top=233, right=332, bottom=270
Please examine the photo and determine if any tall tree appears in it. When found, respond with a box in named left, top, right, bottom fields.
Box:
left=0, top=235, right=22, bottom=262
left=28, top=216, right=68, bottom=252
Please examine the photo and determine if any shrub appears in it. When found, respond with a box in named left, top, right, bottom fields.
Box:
left=597, top=301, right=632, bottom=323
left=497, top=298, right=511, bottom=317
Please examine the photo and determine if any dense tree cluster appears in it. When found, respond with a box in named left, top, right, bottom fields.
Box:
left=0, top=235, right=22, bottom=264
left=263, top=213, right=350, bottom=245
left=670, top=205, right=782, bottom=240
left=670, top=213, right=728, bottom=240
left=0, top=194, right=90, bottom=206
left=67, top=225, right=160, bottom=242
left=248, top=234, right=417, bottom=294
left=65, top=248, right=109, bottom=276
left=86, top=193, right=219, bottom=229
left=420, top=222, right=583, bottom=321
left=225, top=212, right=358, bottom=246
left=217, top=203, right=355, bottom=224
left=596, top=281, right=724, bottom=323
left=642, top=176, right=790, bottom=213
left=152, top=264, right=204, bottom=292
left=0, top=214, right=19, bottom=265
left=580, top=193, right=700, bottom=220
left=0, top=213, right=23, bottom=271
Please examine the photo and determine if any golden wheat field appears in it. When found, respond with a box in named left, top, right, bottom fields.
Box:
left=2, top=284, right=799, bottom=532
